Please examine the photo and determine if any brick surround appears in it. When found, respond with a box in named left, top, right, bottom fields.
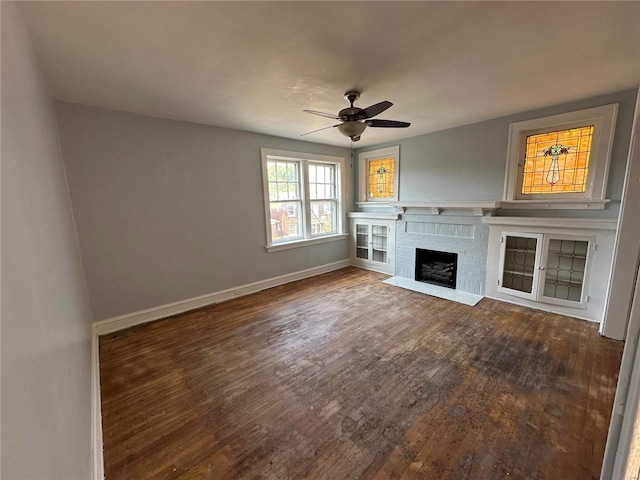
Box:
left=395, top=213, right=489, bottom=295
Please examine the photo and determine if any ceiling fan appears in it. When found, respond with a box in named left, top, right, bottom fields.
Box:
left=302, top=91, right=410, bottom=142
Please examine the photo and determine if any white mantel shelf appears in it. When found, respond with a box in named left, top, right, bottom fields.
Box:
left=390, top=201, right=501, bottom=216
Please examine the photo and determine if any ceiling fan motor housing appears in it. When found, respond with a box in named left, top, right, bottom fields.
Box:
left=338, top=107, right=364, bottom=120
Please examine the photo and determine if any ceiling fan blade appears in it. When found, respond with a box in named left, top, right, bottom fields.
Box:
left=361, top=101, right=393, bottom=119
left=366, top=119, right=410, bottom=128
left=303, top=109, right=342, bottom=120
left=300, top=124, right=339, bottom=136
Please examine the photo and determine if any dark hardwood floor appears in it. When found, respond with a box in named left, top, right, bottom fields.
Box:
left=99, top=267, right=623, bottom=479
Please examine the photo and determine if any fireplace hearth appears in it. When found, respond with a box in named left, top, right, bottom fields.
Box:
left=415, top=248, right=458, bottom=289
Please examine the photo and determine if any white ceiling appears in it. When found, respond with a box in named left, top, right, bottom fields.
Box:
left=17, top=1, right=640, bottom=148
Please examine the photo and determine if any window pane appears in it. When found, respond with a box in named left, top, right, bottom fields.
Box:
left=270, top=201, right=302, bottom=242
left=309, top=163, right=336, bottom=200
left=268, top=160, right=300, bottom=202
left=268, top=182, right=278, bottom=200
left=522, top=126, right=593, bottom=195
left=368, top=157, right=395, bottom=199
left=310, top=200, right=336, bottom=235
left=287, top=163, right=297, bottom=181
left=288, top=182, right=299, bottom=200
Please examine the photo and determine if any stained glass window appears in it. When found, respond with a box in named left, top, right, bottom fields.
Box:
left=521, top=126, right=594, bottom=195
left=359, top=146, right=399, bottom=203
left=367, top=157, right=395, bottom=199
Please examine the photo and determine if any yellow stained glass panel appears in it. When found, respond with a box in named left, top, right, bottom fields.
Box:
left=368, top=157, right=395, bottom=199
left=522, top=126, right=594, bottom=194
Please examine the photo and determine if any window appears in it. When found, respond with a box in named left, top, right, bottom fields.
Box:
left=504, top=104, right=617, bottom=206
left=261, top=148, right=345, bottom=250
left=522, top=126, right=593, bottom=195
left=358, top=146, right=400, bottom=204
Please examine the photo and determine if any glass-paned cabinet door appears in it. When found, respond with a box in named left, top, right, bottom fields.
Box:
left=498, top=232, right=543, bottom=300
left=355, top=223, right=369, bottom=259
left=539, top=236, right=593, bottom=308
left=371, top=224, right=388, bottom=263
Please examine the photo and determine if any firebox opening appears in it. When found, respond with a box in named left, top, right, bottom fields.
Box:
left=415, top=248, right=458, bottom=289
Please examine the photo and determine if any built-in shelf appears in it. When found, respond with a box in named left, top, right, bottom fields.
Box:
left=504, top=270, right=534, bottom=278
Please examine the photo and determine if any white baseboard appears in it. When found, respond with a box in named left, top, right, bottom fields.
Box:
left=91, top=329, right=104, bottom=480
left=93, top=259, right=351, bottom=336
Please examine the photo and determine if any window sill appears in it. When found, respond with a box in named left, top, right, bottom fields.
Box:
left=266, top=233, right=349, bottom=253
left=499, top=199, right=610, bottom=210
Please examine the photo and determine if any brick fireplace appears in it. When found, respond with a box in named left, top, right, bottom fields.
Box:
left=394, top=211, right=489, bottom=295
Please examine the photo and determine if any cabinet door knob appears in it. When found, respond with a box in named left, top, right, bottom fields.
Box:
left=539, top=265, right=546, bottom=271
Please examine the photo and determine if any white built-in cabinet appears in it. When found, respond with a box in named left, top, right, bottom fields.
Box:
left=498, top=231, right=593, bottom=309
left=348, top=213, right=397, bottom=275
left=484, top=217, right=617, bottom=324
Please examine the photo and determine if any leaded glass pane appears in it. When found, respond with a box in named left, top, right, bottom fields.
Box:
left=542, top=239, right=588, bottom=302
left=502, top=235, right=537, bottom=293
left=521, top=126, right=594, bottom=194
left=367, top=157, right=395, bottom=199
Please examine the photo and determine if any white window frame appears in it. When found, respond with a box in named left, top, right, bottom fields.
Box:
left=357, top=145, right=400, bottom=205
left=503, top=104, right=618, bottom=208
left=261, top=148, right=347, bottom=252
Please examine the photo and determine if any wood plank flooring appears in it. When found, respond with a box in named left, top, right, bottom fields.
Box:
left=99, top=267, right=624, bottom=479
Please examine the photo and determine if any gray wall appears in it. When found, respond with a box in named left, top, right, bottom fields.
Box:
left=356, top=89, right=636, bottom=218
left=54, top=102, right=353, bottom=320
left=1, top=4, right=93, bottom=478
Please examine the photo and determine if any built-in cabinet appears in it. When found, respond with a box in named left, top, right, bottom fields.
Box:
left=498, top=231, right=593, bottom=309
left=348, top=213, right=397, bottom=275
left=484, top=217, right=617, bottom=324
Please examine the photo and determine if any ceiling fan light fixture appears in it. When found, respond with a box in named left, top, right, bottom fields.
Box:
left=337, top=121, right=366, bottom=140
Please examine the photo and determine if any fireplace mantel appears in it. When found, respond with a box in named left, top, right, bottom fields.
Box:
left=390, top=201, right=501, bottom=216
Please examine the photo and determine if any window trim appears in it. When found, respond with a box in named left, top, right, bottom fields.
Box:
left=503, top=104, right=618, bottom=204
left=261, top=148, right=346, bottom=250
left=358, top=145, right=400, bottom=205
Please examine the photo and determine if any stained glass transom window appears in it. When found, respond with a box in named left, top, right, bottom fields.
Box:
left=521, top=126, right=594, bottom=194
left=367, top=157, right=395, bottom=199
